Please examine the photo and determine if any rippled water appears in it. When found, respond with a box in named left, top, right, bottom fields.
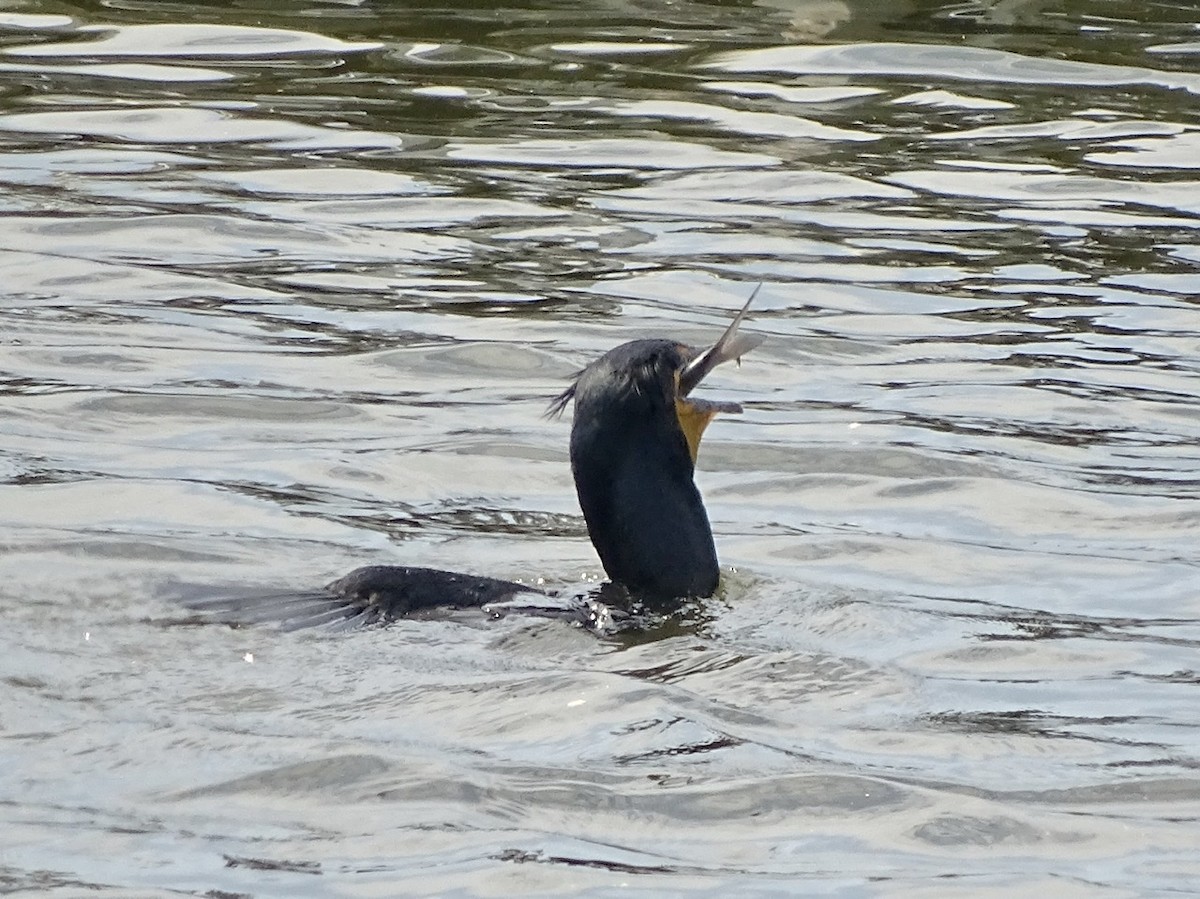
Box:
left=2, top=0, right=1199, bottom=894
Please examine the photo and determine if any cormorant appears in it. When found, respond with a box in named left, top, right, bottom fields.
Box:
left=186, top=295, right=760, bottom=630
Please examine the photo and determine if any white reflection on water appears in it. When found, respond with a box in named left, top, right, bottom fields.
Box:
left=1, top=2, right=1200, bottom=895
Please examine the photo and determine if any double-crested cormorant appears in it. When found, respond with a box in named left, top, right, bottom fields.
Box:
left=187, top=295, right=760, bottom=630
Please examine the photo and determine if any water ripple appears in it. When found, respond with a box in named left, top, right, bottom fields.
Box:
left=2, top=2, right=1199, bottom=895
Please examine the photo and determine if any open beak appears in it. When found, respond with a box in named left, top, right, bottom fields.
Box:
left=674, top=285, right=763, bottom=462
left=679, top=284, right=764, bottom=406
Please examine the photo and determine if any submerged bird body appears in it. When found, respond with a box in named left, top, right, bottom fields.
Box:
left=183, top=566, right=540, bottom=632
left=187, top=298, right=759, bottom=629
left=325, top=565, right=537, bottom=616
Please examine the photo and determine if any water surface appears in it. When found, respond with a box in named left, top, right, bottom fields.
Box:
left=2, top=0, right=1199, bottom=895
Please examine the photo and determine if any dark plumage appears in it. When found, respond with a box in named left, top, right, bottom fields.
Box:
left=553, top=339, right=719, bottom=599
left=183, top=566, right=538, bottom=631
left=185, top=295, right=760, bottom=629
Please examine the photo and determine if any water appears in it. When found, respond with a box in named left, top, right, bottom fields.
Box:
left=2, top=0, right=1199, bottom=894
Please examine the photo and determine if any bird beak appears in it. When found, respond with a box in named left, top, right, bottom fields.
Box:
left=674, top=287, right=763, bottom=462
left=679, top=285, right=764, bottom=403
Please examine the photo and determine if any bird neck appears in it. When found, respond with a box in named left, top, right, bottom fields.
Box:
left=569, top=410, right=718, bottom=599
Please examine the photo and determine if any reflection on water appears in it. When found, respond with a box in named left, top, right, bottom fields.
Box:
left=1, top=0, right=1199, bottom=894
